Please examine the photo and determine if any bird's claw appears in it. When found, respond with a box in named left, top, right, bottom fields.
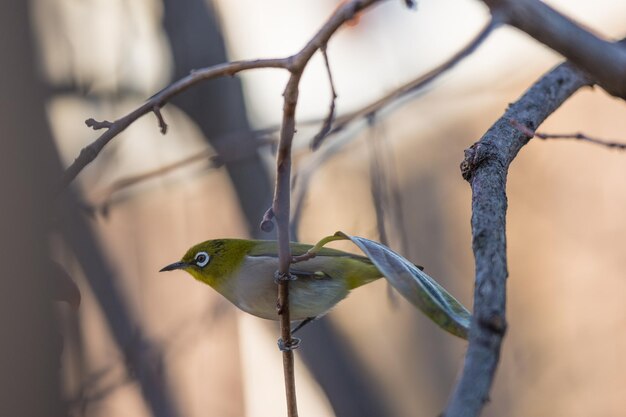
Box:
left=277, top=337, right=301, bottom=352
left=274, top=271, right=297, bottom=284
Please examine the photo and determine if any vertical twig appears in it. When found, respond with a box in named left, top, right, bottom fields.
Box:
left=367, top=117, right=390, bottom=246
left=273, top=71, right=302, bottom=417
left=310, top=46, right=338, bottom=150
left=269, top=3, right=387, bottom=415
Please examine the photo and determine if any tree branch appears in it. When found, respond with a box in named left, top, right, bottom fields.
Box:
left=326, top=15, right=501, bottom=138
left=268, top=2, right=388, bottom=415
left=509, top=119, right=626, bottom=150
left=444, top=62, right=592, bottom=417
left=310, top=46, right=338, bottom=150
left=60, top=58, right=287, bottom=189
left=481, top=0, right=626, bottom=99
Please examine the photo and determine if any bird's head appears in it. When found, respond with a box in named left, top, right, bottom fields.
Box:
left=160, top=239, right=254, bottom=288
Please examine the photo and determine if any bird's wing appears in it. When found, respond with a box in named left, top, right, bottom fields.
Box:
left=247, top=240, right=372, bottom=262
left=248, top=240, right=423, bottom=270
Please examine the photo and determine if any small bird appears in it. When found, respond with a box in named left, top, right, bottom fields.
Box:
left=160, top=238, right=402, bottom=331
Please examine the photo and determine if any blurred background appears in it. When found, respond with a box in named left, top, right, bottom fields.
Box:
left=9, top=0, right=626, bottom=416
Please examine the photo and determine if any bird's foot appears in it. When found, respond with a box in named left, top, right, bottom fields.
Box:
left=277, top=337, right=301, bottom=352
left=274, top=271, right=297, bottom=284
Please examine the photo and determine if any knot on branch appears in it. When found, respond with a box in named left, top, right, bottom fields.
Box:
left=259, top=207, right=275, bottom=233
left=460, top=143, right=484, bottom=181
left=460, top=142, right=504, bottom=182
left=85, top=118, right=112, bottom=130
left=478, top=311, right=507, bottom=336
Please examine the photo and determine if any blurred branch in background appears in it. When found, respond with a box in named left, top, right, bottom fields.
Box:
left=0, top=2, right=65, bottom=416
left=321, top=15, right=501, bottom=145
left=366, top=116, right=408, bottom=253
left=298, top=319, right=392, bottom=417
left=481, top=0, right=626, bottom=99
left=85, top=133, right=276, bottom=217
left=161, top=0, right=274, bottom=239
left=60, top=198, right=179, bottom=417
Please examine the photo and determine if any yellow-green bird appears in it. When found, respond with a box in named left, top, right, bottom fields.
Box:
left=160, top=237, right=470, bottom=338
left=160, top=239, right=388, bottom=327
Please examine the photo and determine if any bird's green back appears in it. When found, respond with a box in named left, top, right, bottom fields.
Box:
left=248, top=240, right=380, bottom=289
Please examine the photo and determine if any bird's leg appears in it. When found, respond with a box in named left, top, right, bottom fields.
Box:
left=275, top=270, right=300, bottom=351
left=274, top=270, right=297, bottom=284
left=277, top=337, right=301, bottom=352
left=276, top=316, right=316, bottom=351
left=291, top=316, right=317, bottom=335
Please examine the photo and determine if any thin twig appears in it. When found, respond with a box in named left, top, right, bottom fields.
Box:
left=88, top=150, right=220, bottom=216
left=60, top=58, right=288, bottom=189
left=325, top=16, right=502, bottom=137
left=367, top=116, right=390, bottom=246
left=366, top=117, right=406, bottom=305
left=310, top=46, right=338, bottom=150
left=270, top=2, right=389, bottom=415
left=509, top=119, right=626, bottom=150
left=63, top=13, right=497, bottom=195
left=289, top=14, right=496, bottom=239
left=84, top=134, right=276, bottom=216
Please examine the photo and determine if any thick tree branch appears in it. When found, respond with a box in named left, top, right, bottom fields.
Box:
left=481, top=0, right=626, bottom=99
left=444, top=63, right=592, bottom=417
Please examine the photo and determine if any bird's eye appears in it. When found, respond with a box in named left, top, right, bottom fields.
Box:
left=194, top=251, right=210, bottom=267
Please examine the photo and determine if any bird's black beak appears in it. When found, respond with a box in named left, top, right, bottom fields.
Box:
left=159, top=261, right=188, bottom=272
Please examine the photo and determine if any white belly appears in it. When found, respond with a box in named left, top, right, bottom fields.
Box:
left=222, top=256, right=349, bottom=321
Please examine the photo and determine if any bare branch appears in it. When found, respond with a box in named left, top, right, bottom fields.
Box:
left=291, top=18, right=500, bottom=242
left=327, top=16, right=501, bottom=137
left=87, top=150, right=220, bottom=216
left=509, top=119, right=626, bottom=150
left=269, top=2, right=389, bottom=415
left=310, top=47, right=338, bottom=150
left=481, top=0, right=626, bottom=98
left=63, top=2, right=494, bottom=194
left=445, top=63, right=592, bottom=417
left=60, top=58, right=288, bottom=189
left=84, top=133, right=276, bottom=216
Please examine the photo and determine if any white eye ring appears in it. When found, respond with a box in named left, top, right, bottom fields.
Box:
left=194, top=251, right=210, bottom=267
